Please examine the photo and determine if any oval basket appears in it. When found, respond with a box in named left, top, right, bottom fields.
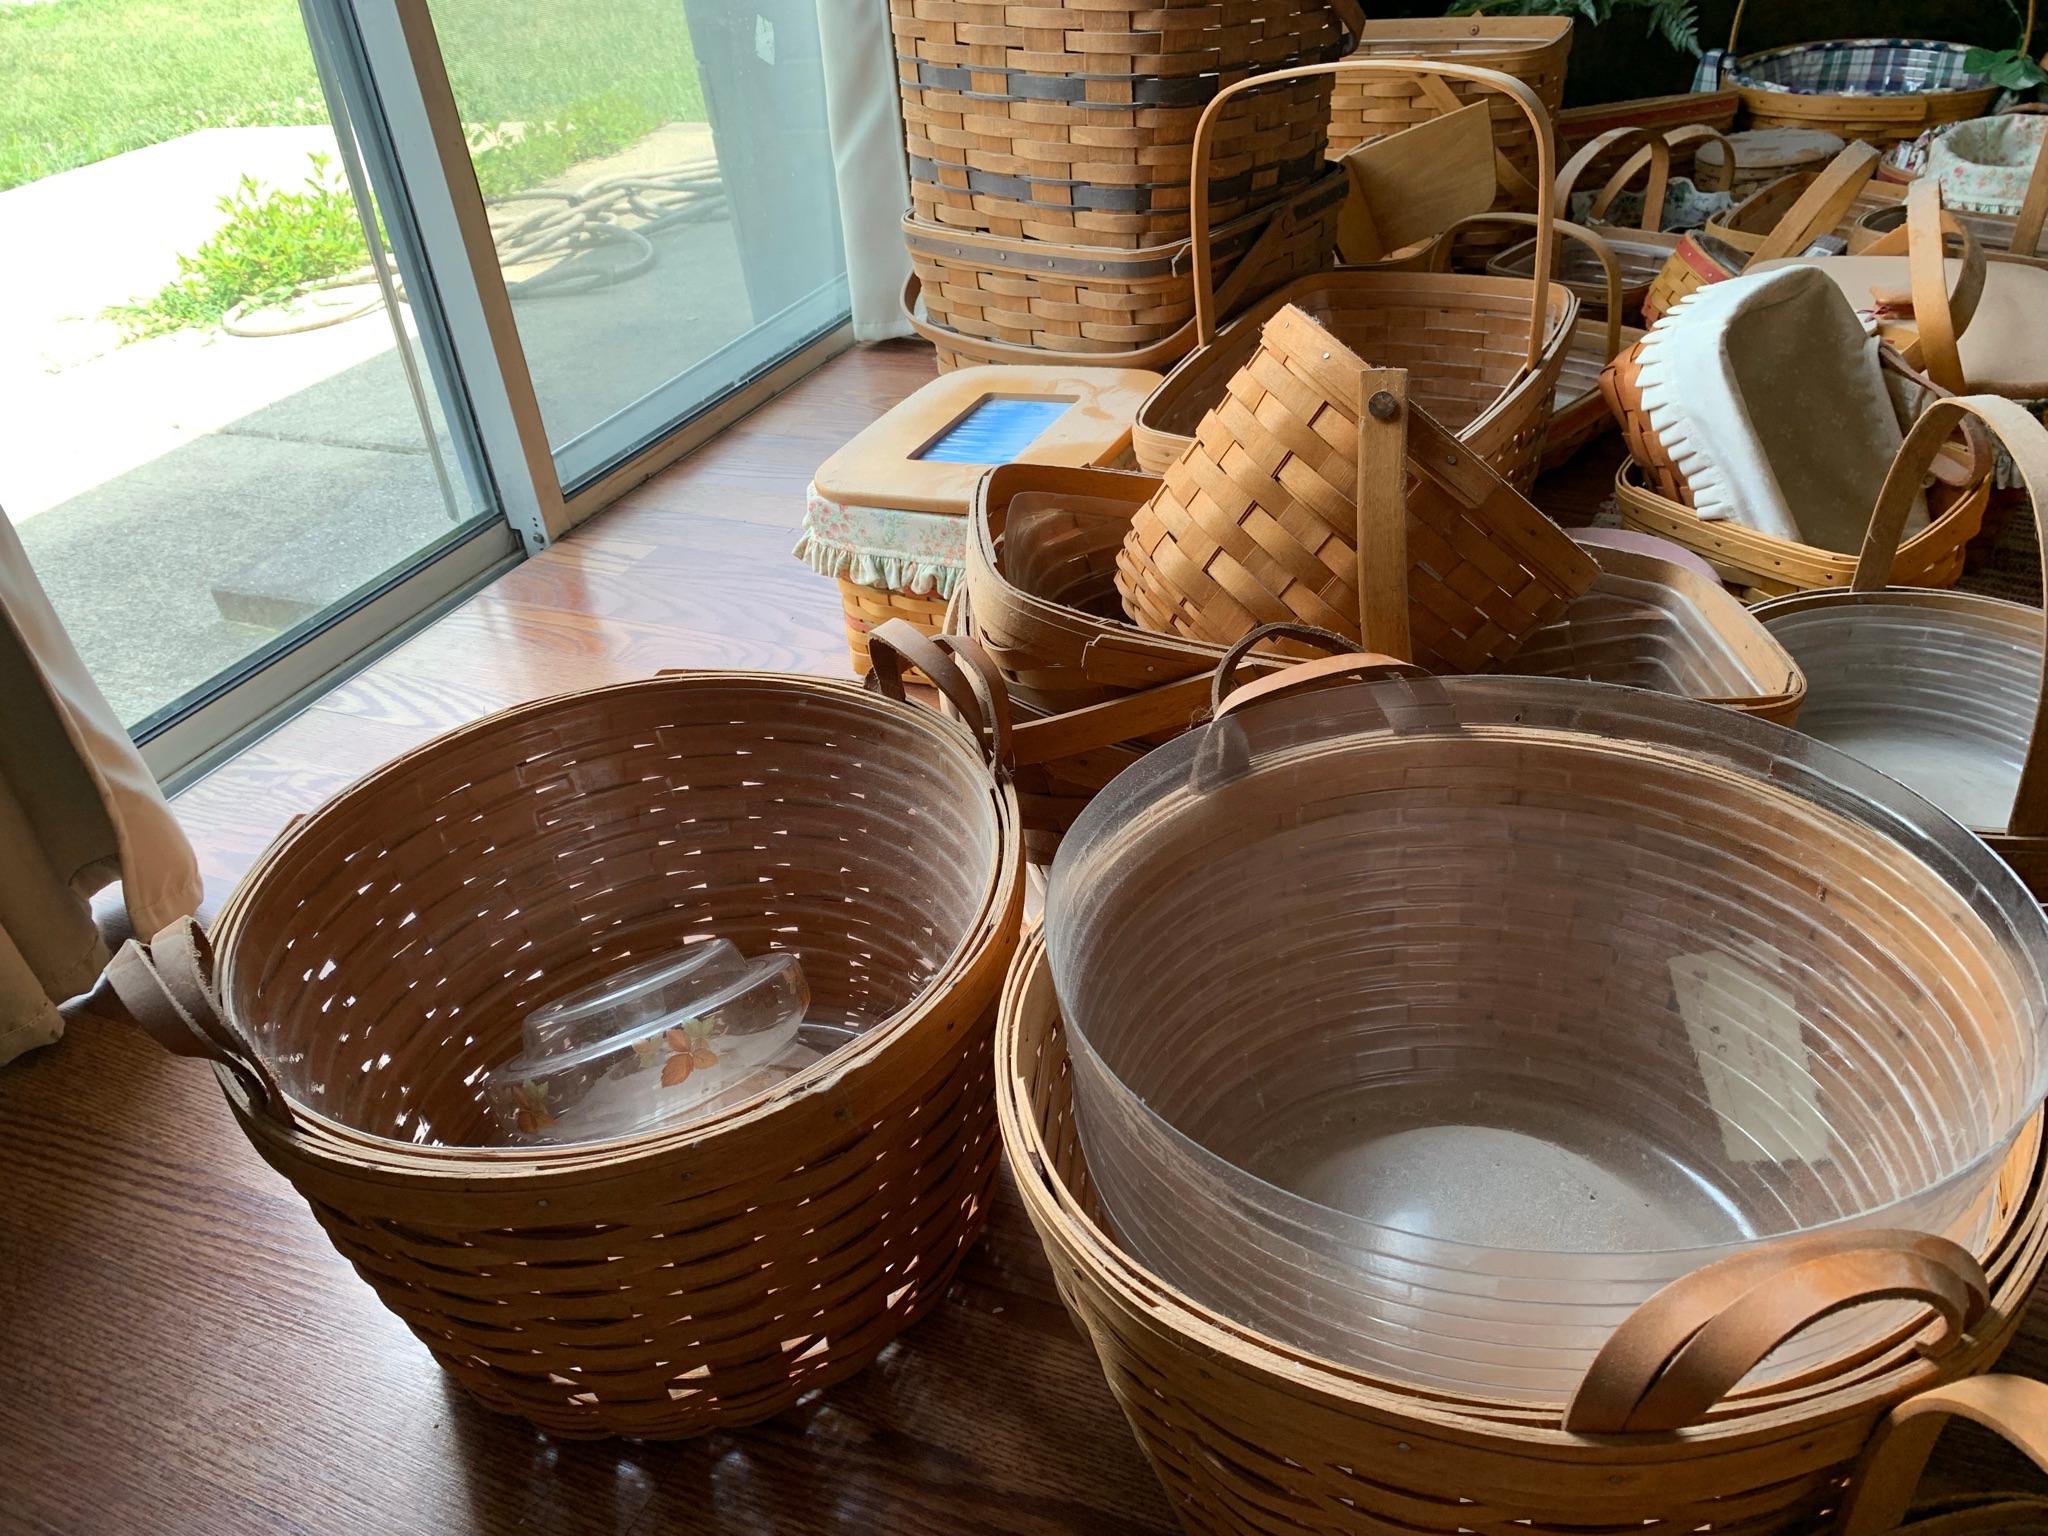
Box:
left=1132, top=58, right=1577, bottom=483
left=998, top=924, right=2048, bottom=1533
left=1715, top=1, right=2018, bottom=147
left=101, top=660, right=1024, bottom=1439
left=891, top=0, right=1355, bottom=247
left=1756, top=395, right=2048, bottom=900
left=1602, top=340, right=1991, bottom=598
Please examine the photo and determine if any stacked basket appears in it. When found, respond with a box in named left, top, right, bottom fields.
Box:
left=893, top=0, right=1361, bottom=369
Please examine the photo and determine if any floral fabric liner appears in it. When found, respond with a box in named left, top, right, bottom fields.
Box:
left=793, top=483, right=966, bottom=599
left=1729, top=39, right=1989, bottom=98
left=1928, top=114, right=2048, bottom=216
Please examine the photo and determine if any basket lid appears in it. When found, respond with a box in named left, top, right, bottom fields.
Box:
left=814, top=365, right=1159, bottom=515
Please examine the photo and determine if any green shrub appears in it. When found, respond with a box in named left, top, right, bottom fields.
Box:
left=469, top=91, right=658, bottom=198
left=108, top=151, right=369, bottom=337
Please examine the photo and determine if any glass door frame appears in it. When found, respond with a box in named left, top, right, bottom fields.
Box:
left=339, top=0, right=854, bottom=549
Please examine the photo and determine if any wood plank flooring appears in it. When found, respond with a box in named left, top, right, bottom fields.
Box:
left=3, top=339, right=2042, bottom=1536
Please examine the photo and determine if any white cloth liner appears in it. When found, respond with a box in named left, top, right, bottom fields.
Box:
left=1630, top=265, right=1925, bottom=552
left=816, top=0, right=913, bottom=341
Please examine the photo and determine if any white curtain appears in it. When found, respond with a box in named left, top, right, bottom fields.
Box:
left=817, top=0, right=914, bottom=341
left=0, top=508, right=201, bottom=1066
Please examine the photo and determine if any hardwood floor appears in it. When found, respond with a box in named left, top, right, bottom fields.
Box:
left=2, top=339, right=2042, bottom=1536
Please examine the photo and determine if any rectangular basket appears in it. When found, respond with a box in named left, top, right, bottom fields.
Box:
left=892, top=0, right=1350, bottom=248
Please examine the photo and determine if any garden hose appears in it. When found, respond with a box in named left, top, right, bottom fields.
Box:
left=225, top=161, right=729, bottom=336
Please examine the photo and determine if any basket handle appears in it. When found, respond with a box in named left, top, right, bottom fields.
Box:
left=1208, top=623, right=1426, bottom=722
left=864, top=618, right=1015, bottom=771
left=90, top=916, right=296, bottom=1129
left=1594, top=124, right=1739, bottom=229
left=2012, top=120, right=2048, bottom=258
left=1433, top=213, right=1623, bottom=362
left=1564, top=1229, right=1989, bottom=1435
left=1725, top=0, right=1746, bottom=53
left=1191, top=58, right=1558, bottom=369
left=1555, top=125, right=1671, bottom=234
left=1855, top=178, right=1986, bottom=393
left=1851, top=392, right=2048, bottom=836
left=1836, top=1377, right=2048, bottom=1535
left=1746, top=140, right=1883, bottom=263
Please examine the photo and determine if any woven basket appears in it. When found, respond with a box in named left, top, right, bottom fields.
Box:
left=1642, top=141, right=1883, bottom=321
left=100, top=659, right=1024, bottom=1439
left=1713, top=0, right=2019, bottom=147
left=1324, top=16, right=1572, bottom=263
left=1558, top=89, right=1740, bottom=172
left=1603, top=339, right=1992, bottom=596
left=1756, top=395, right=2048, bottom=900
left=1119, top=309, right=1596, bottom=667
left=892, top=0, right=1356, bottom=248
left=839, top=577, right=949, bottom=676
left=998, top=922, right=2048, bottom=1535
left=902, top=166, right=1346, bottom=371
left=1132, top=59, right=1576, bottom=483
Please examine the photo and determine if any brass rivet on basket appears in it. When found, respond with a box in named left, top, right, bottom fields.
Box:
left=1367, top=391, right=1400, bottom=423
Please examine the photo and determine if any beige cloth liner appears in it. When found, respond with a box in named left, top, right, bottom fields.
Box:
left=1752, top=254, right=2048, bottom=398
left=0, top=510, right=200, bottom=1066
left=1629, top=265, right=1922, bottom=553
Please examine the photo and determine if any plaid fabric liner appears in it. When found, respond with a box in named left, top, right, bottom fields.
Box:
left=1730, top=38, right=1988, bottom=97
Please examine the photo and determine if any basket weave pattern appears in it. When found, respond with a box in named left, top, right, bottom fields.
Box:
left=207, top=675, right=1023, bottom=1438
left=891, top=0, right=1344, bottom=247
left=840, top=577, right=949, bottom=676
left=1118, top=304, right=1584, bottom=670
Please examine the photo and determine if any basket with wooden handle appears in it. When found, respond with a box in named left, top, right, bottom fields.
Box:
left=998, top=913, right=2048, bottom=1533
left=1604, top=341, right=1992, bottom=598
left=1131, top=57, right=1579, bottom=482
left=1641, top=140, right=1883, bottom=321
left=89, top=655, right=1024, bottom=1439
left=891, top=0, right=1359, bottom=248
left=1120, top=323, right=1597, bottom=665
left=1756, top=394, right=2048, bottom=901
left=1704, top=144, right=1886, bottom=256
left=1322, top=16, right=1572, bottom=265
left=1709, top=0, right=2025, bottom=146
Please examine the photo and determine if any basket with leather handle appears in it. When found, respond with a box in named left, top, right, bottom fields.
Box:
left=89, top=647, right=1024, bottom=1439
left=1756, top=395, right=2048, bottom=901
left=1120, top=323, right=1596, bottom=667
left=892, top=0, right=1359, bottom=248
left=1604, top=340, right=1991, bottom=597
left=1131, top=58, right=1579, bottom=482
left=998, top=916, right=2048, bottom=1534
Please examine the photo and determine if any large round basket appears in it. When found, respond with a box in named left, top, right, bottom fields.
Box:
left=998, top=918, right=2048, bottom=1535
left=100, top=661, right=1023, bottom=1439
left=1132, top=58, right=1577, bottom=484
left=890, top=0, right=1355, bottom=247
left=1715, top=0, right=2018, bottom=147
left=1756, top=395, right=2048, bottom=901
left=1325, top=16, right=1571, bottom=263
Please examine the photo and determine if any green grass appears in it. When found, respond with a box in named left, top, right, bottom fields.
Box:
left=0, top=0, right=707, bottom=192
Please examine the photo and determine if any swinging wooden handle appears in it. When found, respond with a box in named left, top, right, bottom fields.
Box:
left=1554, top=125, right=1670, bottom=234
left=91, top=917, right=296, bottom=1129
left=1747, top=140, right=1883, bottom=263
left=1432, top=213, right=1623, bottom=362
left=1191, top=59, right=1558, bottom=367
left=1837, top=1376, right=2048, bottom=1535
left=1856, top=179, right=1987, bottom=393
left=1849, top=393, right=2048, bottom=837
left=1565, top=1230, right=1989, bottom=1435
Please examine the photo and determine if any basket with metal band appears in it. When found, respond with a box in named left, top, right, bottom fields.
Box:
left=93, top=655, right=1023, bottom=1439
left=1710, top=0, right=2025, bottom=147
left=1756, top=395, right=2048, bottom=900
left=892, top=0, right=1360, bottom=248
left=1132, top=58, right=1578, bottom=485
